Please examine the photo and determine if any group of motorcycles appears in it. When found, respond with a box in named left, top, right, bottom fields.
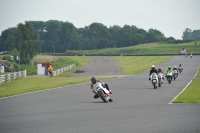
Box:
left=91, top=66, right=184, bottom=102
left=150, top=66, right=183, bottom=89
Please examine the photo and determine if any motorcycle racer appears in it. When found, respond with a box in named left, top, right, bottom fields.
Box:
left=149, top=65, right=158, bottom=80
left=90, top=77, right=112, bottom=99
left=173, top=66, right=178, bottom=77
left=158, top=67, right=164, bottom=82
left=165, top=66, right=174, bottom=76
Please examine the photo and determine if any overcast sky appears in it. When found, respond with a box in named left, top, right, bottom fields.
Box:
left=0, top=0, right=200, bottom=39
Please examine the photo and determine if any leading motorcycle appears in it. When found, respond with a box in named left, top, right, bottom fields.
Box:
left=150, top=72, right=158, bottom=89
left=93, top=82, right=113, bottom=103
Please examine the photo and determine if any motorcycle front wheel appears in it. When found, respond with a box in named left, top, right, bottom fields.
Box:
left=167, top=77, right=171, bottom=84
left=98, top=91, right=107, bottom=103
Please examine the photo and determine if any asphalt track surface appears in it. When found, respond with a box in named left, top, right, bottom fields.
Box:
left=0, top=56, right=200, bottom=133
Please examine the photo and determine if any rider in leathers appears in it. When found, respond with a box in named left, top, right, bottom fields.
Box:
left=149, top=65, right=158, bottom=80
left=173, top=66, right=178, bottom=77
left=158, top=67, right=164, bottom=83
left=90, top=77, right=112, bottom=99
left=149, top=65, right=158, bottom=88
left=165, top=66, right=174, bottom=76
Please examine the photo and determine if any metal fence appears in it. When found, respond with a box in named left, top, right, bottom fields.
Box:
left=0, top=64, right=76, bottom=84
left=52, top=64, right=76, bottom=77
left=0, top=70, right=27, bottom=85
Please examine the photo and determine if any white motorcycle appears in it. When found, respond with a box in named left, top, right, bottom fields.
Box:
left=150, top=72, right=158, bottom=89
left=158, top=72, right=164, bottom=87
left=173, top=69, right=178, bottom=81
left=93, top=82, right=113, bottom=103
left=166, top=72, right=173, bottom=84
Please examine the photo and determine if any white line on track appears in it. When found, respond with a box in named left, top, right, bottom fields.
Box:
left=168, top=65, right=199, bottom=104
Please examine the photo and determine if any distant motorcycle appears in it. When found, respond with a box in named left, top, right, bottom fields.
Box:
left=150, top=72, right=158, bottom=89
left=173, top=69, right=178, bottom=81
left=93, top=82, right=113, bottom=103
left=178, top=67, right=183, bottom=74
left=166, top=72, right=173, bottom=84
left=158, top=72, right=164, bottom=87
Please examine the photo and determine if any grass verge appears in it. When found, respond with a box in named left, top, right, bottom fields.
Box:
left=172, top=66, right=200, bottom=103
left=69, top=41, right=200, bottom=55
left=111, top=56, right=171, bottom=75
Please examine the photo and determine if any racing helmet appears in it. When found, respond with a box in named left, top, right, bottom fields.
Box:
left=158, top=67, right=161, bottom=71
left=174, top=66, right=177, bottom=68
left=91, top=77, right=97, bottom=84
left=168, top=66, right=171, bottom=69
left=151, top=65, right=155, bottom=70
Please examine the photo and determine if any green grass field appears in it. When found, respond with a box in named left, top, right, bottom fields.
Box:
left=111, top=56, right=171, bottom=75
left=68, top=41, right=200, bottom=55
left=172, top=66, right=200, bottom=103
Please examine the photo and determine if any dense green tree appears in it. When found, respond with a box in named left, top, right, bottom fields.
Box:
left=17, top=21, right=43, bottom=64
left=60, top=22, right=79, bottom=51
left=191, top=30, right=200, bottom=40
left=10, top=48, right=19, bottom=61
left=1, top=20, right=195, bottom=54
left=88, top=23, right=111, bottom=49
left=0, top=28, right=18, bottom=51
left=182, top=28, right=192, bottom=40
left=148, top=28, right=165, bottom=42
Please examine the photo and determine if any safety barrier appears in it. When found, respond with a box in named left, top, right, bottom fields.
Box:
left=0, top=70, right=27, bottom=85
left=52, top=64, right=76, bottom=77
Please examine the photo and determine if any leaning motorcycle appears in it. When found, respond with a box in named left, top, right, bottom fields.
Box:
left=150, top=72, right=158, bottom=89
left=173, top=69, right=178, bottom=80
left=93, top=82, right=112, bottom=103
left=158, top=72, right=163, bottom=87
left=166, top=72, right=173, bottom=84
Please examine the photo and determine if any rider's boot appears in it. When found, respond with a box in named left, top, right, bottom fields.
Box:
left=94, top=94, right=99, bottom=99
left=105, top=84, right=112, bottom=94
left=92, top=90, right=99, bottom=99
left=109, top=98, right=113, bottom=102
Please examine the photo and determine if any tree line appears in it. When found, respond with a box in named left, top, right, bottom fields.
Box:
left=0, top=20, right=198, bottom=64
left=182, top=28, right=200, bottom=41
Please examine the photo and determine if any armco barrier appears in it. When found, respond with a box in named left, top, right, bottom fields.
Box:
left=0, top=70, right=27, bottom=85
left=52, top=64, right=76, bottom=77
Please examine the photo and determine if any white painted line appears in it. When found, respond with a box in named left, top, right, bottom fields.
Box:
left=169, top=65, right=199, bottom=104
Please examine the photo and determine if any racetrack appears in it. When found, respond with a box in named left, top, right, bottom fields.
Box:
left=0, top=56, right=200, bottom=133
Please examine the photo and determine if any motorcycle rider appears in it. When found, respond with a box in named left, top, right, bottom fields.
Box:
left=90, top=77, right=112, bottom=99
left=149, top=65, right=158, bottom=88
left=149, top=65, right=158, bottom=80
left=173, top=66, right=178, bottom=77
left=178, top=64, right=183, bottom=72
left=158, top=67, right=164, bottom=82
left=165, top=66, right=174, bottom=76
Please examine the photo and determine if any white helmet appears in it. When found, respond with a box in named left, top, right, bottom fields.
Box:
left=168, top=66, right=171, bottom=69
left=174, top=66, right=177, bottom=68
left=151, top=65, right=155, bottom=70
